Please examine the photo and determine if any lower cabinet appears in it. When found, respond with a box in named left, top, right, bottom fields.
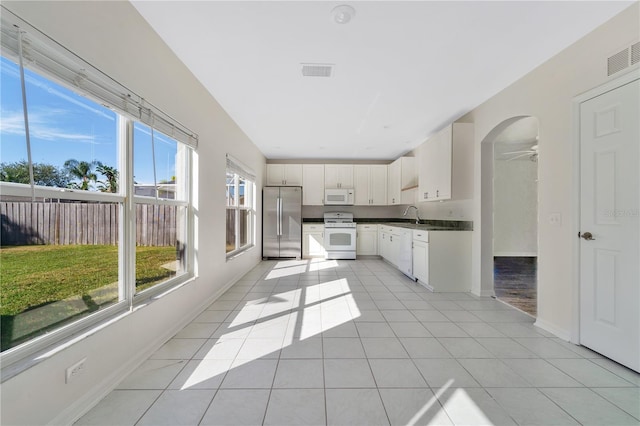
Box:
left=378, top=225, right=399, bottom=265
left=302, top=224, right=325, bottom=258
left=416, top=231, right=471, bottom=292
left=356, top=224, right=378, bottom=256
left=412, top=230, right=429, bottom=285
left=379, top=225, right=471, bottom=292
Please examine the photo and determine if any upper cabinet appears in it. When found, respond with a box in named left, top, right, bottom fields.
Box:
left=324, top=164, right=354, bottom=189
left=266, top=164, right=303, bottom=186
left=418, top=123, right=473, bottom=202
left=388, top=157, right=417, bottom=205
left=302, top=164, right=325, bottom=205
left=354, top=165, right=387, bottom=205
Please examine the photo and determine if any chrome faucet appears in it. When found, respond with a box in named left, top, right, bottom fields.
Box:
left=403, top=205, right=421, bottom=224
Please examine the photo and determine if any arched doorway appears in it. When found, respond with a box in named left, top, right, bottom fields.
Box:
left=480, top=116, right=539, bottom=316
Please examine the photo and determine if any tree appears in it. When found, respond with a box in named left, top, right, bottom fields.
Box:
left=0, top=160, right=69, bottom=187
left=64, top=159, right=101, bottom=190
left=96, top=164, right=119, bottom=193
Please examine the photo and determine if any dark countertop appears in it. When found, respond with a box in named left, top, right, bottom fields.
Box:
left=303, top=218, right=473, bottom=231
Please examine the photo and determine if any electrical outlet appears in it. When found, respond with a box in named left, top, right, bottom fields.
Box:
left=65, top=358, right=86, bottom=384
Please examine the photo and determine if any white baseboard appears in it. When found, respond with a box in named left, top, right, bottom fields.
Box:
left=56, top=262, right=259, bottom=426
left=534, top=318, right=571, bottom=341
left=493, top=252, right=537, bottom=257
left=479, top=289, right=496, bottom=297
left=416, top=279, right=434, bottom=292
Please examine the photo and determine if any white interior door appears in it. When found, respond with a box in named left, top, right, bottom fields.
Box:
left=579, top=78, right=639, bottom=372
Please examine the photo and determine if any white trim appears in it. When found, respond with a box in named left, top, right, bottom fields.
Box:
left=570, top=68, right=640, bottom=345
left=0, top=302, right=129, bottom=382
left=493, top=252, right=537, bottom=257
left=0, top=182, right=125, bottom=203
left=534, top=318, right=571, bottom=341
left=132, top=195, right=189, bottom=207
left=477, top=289, right=496, bottom=298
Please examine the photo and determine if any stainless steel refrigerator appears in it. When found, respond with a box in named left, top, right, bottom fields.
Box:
left=263, top=186, right=302, bottom=259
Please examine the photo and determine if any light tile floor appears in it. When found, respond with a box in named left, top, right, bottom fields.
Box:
left=76, top=259, right=640, bottom=426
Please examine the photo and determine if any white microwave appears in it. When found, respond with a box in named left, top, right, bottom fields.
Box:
left=324, top=188, right=355, bottom=205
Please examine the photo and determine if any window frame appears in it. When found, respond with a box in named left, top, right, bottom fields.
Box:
left=0, top=23, right=196, bottom=377
left=226, top=167, right=256, bottom=259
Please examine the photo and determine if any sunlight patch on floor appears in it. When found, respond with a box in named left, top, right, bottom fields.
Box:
left=183, top=264, right=360, bottom=389
left=408, top=379, right=454, bottom=426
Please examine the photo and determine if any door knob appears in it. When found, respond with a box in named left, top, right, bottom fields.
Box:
left=579, top=231, right=595, bottom=241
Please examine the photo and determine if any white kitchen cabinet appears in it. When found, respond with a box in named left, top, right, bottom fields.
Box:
left=354, top=165, right=387, bottom=205
left=324, top=164, right=354, bottom=189
left=378, top=225, right=391, bottom=261
left=413, top=230, right=471, bottom=292
left=302, top=164, right=325, bottom=205
left=388, top=157, right=417, bottom=205
left=378, top=225, right=401, bottom=267
left=356, top=224, right=378, bottom=255
left=388, top=160, right=401, bottom=205
left=266, top=164, right=303, bottom=186
left=302, top=224, right=325, bottom=258
left=418, top=123, right=473, bottom=202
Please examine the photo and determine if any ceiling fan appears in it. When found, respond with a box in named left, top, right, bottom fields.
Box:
left=501, top=144, right=538, bottom=162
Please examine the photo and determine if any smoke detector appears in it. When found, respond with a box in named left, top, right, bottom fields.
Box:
left=331, top=5, right=356, bottom=24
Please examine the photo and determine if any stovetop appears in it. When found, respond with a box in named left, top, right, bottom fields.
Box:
left=324, top=212, right=356, bottom=228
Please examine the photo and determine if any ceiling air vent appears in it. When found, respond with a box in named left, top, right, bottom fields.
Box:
left=631, top=41, right=640, bottom=66
left=301, top=63, right=333, bottom=77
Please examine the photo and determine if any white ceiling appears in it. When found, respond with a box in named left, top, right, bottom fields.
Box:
left=132, top=1, right=633, bottom=160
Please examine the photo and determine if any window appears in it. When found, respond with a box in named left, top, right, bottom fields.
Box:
left=226, top=155, right=255, bottom=257
left=0, top=12, right=197, bottom=365
left=0, top=56, right=123, bottom=352
left=133, top=123, right=189, bottom=294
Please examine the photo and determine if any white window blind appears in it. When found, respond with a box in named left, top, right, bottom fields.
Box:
left=0, top=7, right=198, bottom=149
left=226, top=154, right=256, bottom=181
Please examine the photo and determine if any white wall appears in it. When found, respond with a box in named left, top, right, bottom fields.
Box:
left=464, top=3, right=639, bottom=337
left=493, top=159, right=538, bottom=256
left=0, top=2, right=265, bottom=425
left=303, top=205, right=407, bottom=219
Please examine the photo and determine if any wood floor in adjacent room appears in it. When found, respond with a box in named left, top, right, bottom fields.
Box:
left=494, top=257, right=537, bottom=317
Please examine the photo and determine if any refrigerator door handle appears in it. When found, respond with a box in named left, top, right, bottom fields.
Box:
left=277, top=197, right=282, bottom=236
left=279, top=197, right=284, bottom=236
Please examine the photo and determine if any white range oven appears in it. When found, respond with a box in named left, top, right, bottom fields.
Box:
left=323, top=212, right=356, bottom=260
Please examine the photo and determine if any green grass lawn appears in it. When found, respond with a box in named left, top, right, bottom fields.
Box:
left=0, top=244, right=178, bottom=316
left=0, top=244, right=178, bottom=350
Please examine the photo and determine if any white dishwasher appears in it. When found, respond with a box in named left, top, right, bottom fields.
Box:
left=412, top=230, right=429, bottom=289
left=396, top=227, right=414, bottom=279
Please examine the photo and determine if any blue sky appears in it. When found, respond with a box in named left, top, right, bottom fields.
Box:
left=0, top=56, right=176, bottom=186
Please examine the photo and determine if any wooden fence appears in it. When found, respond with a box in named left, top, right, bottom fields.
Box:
left=0, top=202, right=177, bottom=246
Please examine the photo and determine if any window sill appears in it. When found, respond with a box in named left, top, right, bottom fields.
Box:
left=226, top=244, right=255, bottom=261
left=0, top=274, right=196, bottom=383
